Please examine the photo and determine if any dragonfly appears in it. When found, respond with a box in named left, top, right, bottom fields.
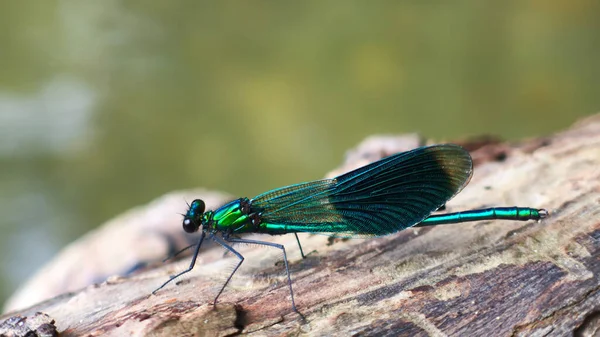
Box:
left=153, top=144, right=547, bottom=314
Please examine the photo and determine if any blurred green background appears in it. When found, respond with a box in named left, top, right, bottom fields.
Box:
left=0, top=1, right=598, bottom=308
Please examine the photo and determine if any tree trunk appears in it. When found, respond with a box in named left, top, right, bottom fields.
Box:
left=3, top=115, right=600, bottom=336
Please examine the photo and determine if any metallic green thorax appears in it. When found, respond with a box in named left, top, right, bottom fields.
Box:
left=205, top=198, right=306, bottom=234
left=210, top=199, right=253, bottom=232
left=184, top=198, right=257, bottom=234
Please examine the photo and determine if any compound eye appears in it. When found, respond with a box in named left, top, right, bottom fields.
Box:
left=183, top=218, right=199, bottom=233
left=191, top=199, right=206, bottom=214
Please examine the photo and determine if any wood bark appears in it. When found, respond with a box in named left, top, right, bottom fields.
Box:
left=3, top=115, right=600, bottom=336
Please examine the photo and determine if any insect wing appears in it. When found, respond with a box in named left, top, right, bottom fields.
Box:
left=252, top=144, right=473, bottom=236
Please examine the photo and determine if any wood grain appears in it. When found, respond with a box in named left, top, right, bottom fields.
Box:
left=3, top=115, right=600, bottom=336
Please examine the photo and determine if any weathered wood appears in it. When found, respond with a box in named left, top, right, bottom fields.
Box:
left=3, top=115, right=600, bottom=336
left=2, top=189, right=233, bottom=314
left=0, top=312, right=58, bottom=337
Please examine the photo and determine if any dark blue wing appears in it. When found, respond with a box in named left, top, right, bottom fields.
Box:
left=251, top=144, right=473, bottom=236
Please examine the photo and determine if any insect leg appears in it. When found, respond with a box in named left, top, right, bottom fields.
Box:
left=162, top=242, right=196, bottom=263
left=223, top=237, right=299, bottom=314
left=153, top=231, right=206, bottom=294
left=294, top=233, right=307, bottom=259
left=210, top=235, right=245, bottom=306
